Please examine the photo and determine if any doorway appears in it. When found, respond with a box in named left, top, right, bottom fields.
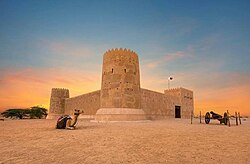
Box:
left=175, top=106, right=181, bottom=118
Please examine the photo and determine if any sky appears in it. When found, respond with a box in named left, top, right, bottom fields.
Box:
left=0, top=0, right=250, bottom=116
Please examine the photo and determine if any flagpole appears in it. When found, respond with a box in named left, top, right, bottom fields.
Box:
left=168, top=76, right=173, bottom=89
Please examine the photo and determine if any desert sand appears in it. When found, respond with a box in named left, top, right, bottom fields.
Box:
left=0, top=118, right=249, bottom=164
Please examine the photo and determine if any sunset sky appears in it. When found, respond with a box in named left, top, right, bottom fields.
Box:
left=0, top=0, right=250, bottom=116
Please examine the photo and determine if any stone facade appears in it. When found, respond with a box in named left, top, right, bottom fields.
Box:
left=141, top=88, right=178, bottom=119
left=165, top=88, right=194, bottom=118
left=141, top=88, right=194, bottom=119
left=100, top=48, right=141, bottom=109
left=65, top=90, right=100, bottom=118
left=96, top=48, right=146, bottom=121
left=47, top=88, right=69, bottom=119
left=47, top=48, right=194, bottom=121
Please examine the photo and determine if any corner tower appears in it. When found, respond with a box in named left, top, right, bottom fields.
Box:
left=47, top=88, right=69, bottom=119
left=95, top=48, right=146, bottom=121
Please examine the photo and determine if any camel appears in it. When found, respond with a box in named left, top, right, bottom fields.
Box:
left=56, top=109, right=84, bottom=130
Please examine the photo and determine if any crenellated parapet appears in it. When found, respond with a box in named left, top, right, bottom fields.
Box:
left=50, top=88, right=70, bottom=97
left=103, top=48, right=139, bottom=65
left=164, top=87, right=193, bottom=99
left=164, top=87, right=182, bottom=97
left=47, top=88, right=70, bottom=119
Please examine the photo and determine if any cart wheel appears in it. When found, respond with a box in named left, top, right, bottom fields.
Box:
left=224, top=112, right=228, bottom=125
left=205, top=112, right=210, bottom=124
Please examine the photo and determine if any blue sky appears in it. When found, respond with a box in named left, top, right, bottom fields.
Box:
left=0, top=0, right=250, bottom=114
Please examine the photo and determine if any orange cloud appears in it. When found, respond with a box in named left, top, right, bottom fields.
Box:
left=1, top=66, right=249, bottom=117
left=194, top=83, right=250, bottom=116
left=0, top=68, right=101, bottom=112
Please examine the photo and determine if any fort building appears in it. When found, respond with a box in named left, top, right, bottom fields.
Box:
left=47, top=48, right=194, bottom=121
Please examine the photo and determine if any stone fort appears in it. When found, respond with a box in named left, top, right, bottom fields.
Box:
left=47, top=48, right=194, bottom=121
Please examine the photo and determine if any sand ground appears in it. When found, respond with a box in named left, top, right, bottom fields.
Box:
left=0, top=118, right=249, bottom=164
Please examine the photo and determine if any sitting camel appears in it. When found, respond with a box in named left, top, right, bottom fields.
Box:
left=56, top=109, right=84, bottom=130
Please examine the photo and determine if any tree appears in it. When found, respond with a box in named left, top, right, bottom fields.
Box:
left=1, top=106, right=48, bottom=119
left=29, top=106, right=48, bottom=119
left=1, top=109, right=30, bottom=119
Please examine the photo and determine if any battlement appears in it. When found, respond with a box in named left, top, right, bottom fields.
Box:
left=164, top=87, right=193, bottom=102
left=164, top=87, right=181, bottom=95
left=164, top=87, right=193, bottom=93
left=51, top=88, right=69, bottom=97
left=52, top=88, right=69, bottom=91
left=165, top=87, right=182, bottom=92
left=104, top=48, right=137, bottom=55
left=51, top=88, right=69, bottom=94
left=103, top=48, right=138, bottom=62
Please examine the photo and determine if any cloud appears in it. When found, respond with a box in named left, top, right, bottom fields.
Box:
left=0, top=39, right=112, bottom=112
left=140, top=69, right=250, bottom=116
left=0, top=67, right=101, bottom=112
left=33, top=39, right=106, bottom=70
left=47, top=41, right=95, bottom=57
left=144, top=51, right=188, bottom=69
left=160, top=16, right=198, bottom=39
left=194, top=83, right=250, bottom=116
left=139, top=32, right=250, bottom=116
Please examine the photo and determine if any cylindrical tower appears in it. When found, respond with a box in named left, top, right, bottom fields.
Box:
left=95, top=48, right=146, bottom=121
left=101, top=48, right=141, bottom=108
left=47, top=88, right=69, bottom=119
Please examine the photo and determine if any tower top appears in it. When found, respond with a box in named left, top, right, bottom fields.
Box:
left=103, top=48, right=138, bottom=58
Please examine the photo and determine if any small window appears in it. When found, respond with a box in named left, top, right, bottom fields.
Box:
left=124, top=69, right=126, bottom=73
left=112, top=68, right=113, bottom=73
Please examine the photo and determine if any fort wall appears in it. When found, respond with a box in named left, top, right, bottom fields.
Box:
left=65, top=90, right=100, bottom=118
left=164, top=88, right=194, bottom=118
left=179, top=88, right=194, bottom=118
left=141, top=88, right=180, bottom=119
